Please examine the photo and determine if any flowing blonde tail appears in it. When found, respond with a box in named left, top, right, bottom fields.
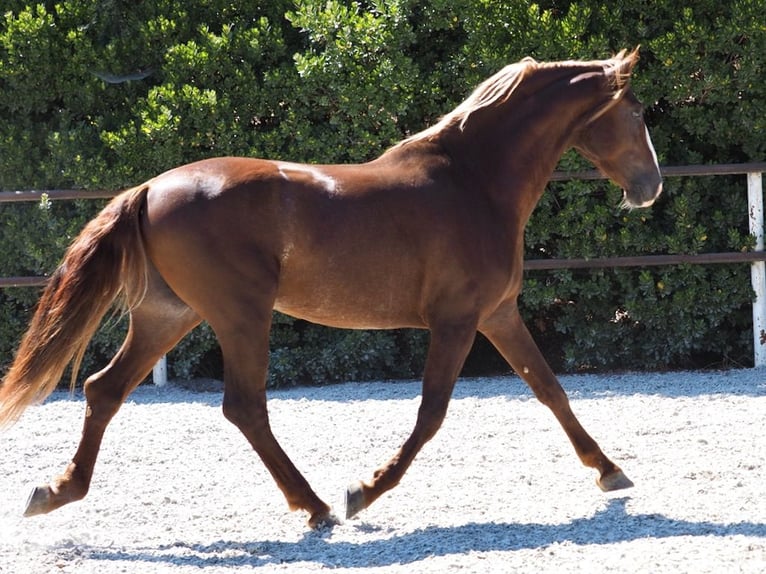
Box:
left=0, top=185, right=149, bottom=427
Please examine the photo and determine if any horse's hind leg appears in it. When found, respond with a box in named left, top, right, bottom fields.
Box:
left=345, top=322, right=477, bottom=519
left=479, top=301, right=633, bottom=491
left=24, top=280, right=200, bottom=517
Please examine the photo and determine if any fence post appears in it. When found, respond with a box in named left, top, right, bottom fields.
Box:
left=153, top=355, right=168, bottom=386
left=747, top=171, right=765, bottom=367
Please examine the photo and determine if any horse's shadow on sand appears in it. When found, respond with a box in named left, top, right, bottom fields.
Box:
left=82, top=497, right=765, bottom=569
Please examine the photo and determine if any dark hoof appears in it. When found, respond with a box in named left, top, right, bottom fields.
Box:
left=24, top=485, right=52, bottom=517
left=345, top=481, right=366, bottom=519
left=597, top=469, right=635, bottom=492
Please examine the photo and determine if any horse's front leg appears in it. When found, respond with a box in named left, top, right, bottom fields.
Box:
left=216, top=318, right=338, bottom=530
left=222, top=382, right=337, bottom=529
left=479, top=301, right=633, bottom=492
left=346, top=321, right=477, bottom=519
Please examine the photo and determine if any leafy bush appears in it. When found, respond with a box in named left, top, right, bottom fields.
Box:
left=0, top=0, right=762, bottom=385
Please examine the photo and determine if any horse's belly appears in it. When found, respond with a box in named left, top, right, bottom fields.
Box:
left=274, top=271, right=424, bottom=330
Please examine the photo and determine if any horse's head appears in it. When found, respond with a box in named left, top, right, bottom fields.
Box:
left=572, top=50, right=663, bottom=208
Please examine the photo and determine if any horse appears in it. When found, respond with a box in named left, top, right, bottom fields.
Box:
left=0, top=49, right=662, bottom=529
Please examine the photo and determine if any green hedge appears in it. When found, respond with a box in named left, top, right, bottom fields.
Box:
left=0, top=1, right=763, bottom=385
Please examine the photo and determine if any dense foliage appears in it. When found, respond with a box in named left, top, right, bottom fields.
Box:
left=1, top=1, right=763, bottom=385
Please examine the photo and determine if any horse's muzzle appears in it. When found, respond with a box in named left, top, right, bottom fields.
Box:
left=624, top=177, right=663, bottom=208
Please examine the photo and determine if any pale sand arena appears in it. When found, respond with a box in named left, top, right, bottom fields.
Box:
left=1, top=369, right=764, bottom=573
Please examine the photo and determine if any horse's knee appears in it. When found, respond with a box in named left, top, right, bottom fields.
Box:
left=416, top=403, right=449, bottom=443
left=222, top=396, right=244, bottom=426
left=527, top=379, right=570, bottom=410
left=222, top=391, right=265, bottom=430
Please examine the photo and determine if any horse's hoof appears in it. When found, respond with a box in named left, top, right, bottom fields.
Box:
left=597, top=469, right=634, bottom=492
left=345, top=481, right=366, bottom=519
left=23, top=485, right=52, bottom=517
left=308, top=509, right=341, bottom=530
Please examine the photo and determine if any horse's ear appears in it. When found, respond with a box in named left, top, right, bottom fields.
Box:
left=621, top=47, right=640, bottom=76
left=611, top=47, right=640, bottom=97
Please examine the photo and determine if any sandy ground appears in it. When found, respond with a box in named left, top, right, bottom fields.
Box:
left=1, top=369, right=764, bottom=573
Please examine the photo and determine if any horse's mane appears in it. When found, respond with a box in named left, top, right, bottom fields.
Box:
left=399, top=57, right=539, bottom=146
left=397, top=49, right=638, bottom=147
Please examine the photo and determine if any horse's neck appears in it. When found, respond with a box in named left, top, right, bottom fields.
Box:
left=439, top=76, right=605, bottom=222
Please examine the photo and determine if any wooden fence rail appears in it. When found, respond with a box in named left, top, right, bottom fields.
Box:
left=2, top=162, right=765, bottom=371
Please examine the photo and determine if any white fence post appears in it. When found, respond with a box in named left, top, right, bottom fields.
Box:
left=747, top=172, right=765, bottom=367
left=153, top=355, right=168, bottom=386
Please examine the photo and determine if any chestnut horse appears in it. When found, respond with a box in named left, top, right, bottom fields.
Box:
left=0, top=49, right=661, bottom=529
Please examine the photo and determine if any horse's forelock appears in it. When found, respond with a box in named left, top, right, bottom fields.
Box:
left=579, top=48, right=639, bottom=124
